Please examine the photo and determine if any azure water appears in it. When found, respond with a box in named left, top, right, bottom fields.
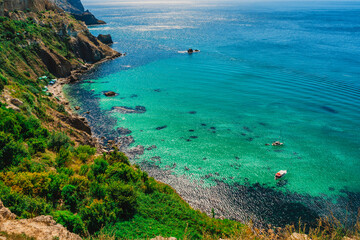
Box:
left=64, top=1, right=360, bottom=225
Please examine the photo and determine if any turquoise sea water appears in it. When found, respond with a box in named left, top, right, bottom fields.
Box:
left=65, top=1, right=360, bottom=225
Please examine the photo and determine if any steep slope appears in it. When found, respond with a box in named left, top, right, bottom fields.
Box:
left=51, top=0, right=105, bottom=25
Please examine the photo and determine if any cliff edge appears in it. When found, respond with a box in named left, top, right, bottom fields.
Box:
left=51, top=0, right=105, bottom=25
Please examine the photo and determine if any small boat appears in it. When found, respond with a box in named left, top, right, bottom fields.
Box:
left=275, top=170, right=287, bottom=180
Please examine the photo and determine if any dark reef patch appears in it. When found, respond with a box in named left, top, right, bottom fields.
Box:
left=112, top=106, right=146, bottom=114
left=321, top=105, right=338, bottom=114
left=243, top=126, right=252, bottom=132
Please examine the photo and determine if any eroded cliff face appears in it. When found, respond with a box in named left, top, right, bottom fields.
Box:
left=52, top=0, right=84, bottom=14
left=3, top=0, right=55, bottom=12
left=7, top=10, right=119, bottom=78
left=51, top=0, right=105, bottom=25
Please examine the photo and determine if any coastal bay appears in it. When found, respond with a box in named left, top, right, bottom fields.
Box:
left=65, top=1, right=360, bottom=227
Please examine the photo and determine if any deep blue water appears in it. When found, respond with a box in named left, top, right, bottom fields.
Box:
left=65, top=1, right=360, bottom=226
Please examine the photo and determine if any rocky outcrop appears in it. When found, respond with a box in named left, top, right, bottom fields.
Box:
left=0, top=200, right=16, bottom=221
left=3, top=0, right=55, bottom=13
left=72, top=11, right=105, bottom=26
left=98, top=34, right=113, bottom=45
left=0, top=200, right=81, bottom=240
left=38, top=44, right=73, bottom=77
left=51, top=0, right=83, bottom=14
left=69, top=32, right=117, bottom=63
left=58, top=113, right=92, bottom=135
left=51, top=0, right=105, bottom=25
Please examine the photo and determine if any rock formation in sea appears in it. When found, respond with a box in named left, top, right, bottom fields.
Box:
left=98, top=34, right=114, bottom=44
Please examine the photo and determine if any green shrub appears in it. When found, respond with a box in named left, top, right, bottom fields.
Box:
left=61, top=185, right=78, bottom=212
left=80, top=199, right=111, bottom=234
left=106, top=149, right=129, bottom=165
left=90, top=182, right=106, bottom=200
left=53, top=211, right=86, bottom=236
left=106, top=181, right=137, bottom=220
left=79, top=164, right=89, bottom=176
left=55, top=147, right=72, bottom=167
left=21, top=92, right=35, bottom=105
left=0, top=181, right=51, bottom=218
left=48, top=132, right=72, bottom=152
left=57, top=104, right=66, bottom=113
left=28, top=138, right=47, bottom=154
left=105, top=162, right=141, bottom=183
left=91, top=158, right=108, bottom=178
left=74, top=145, right=96, bottom=163
left=0, top=133, right=29, bottom=170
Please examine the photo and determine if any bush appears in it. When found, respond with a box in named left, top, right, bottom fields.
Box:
left=80, top=199, right=112, bottom=234
left=53, top=211, right=86, bottom=236
left=91, top=158, right=109, bottom=178
left=106, top=149, right=129, bottom=165
left=106, top=181, right=137, bottom=220
left=105, top=162, right=141, bottom=183
left=28, top=138, right=47, bottom=154
left=48, top=132, right=72, bottom=152
left=0, top=133, right=29, bottom=170
left=74, top=145, right=96, bottom=163
left=90, top=182, right=106, bottom=200
left=55, top=147, right=72, bottom=167
left=57, top=104, right=66, bottom=113
left=79, top=165, right=89, bottom=176
left=61, top=185, right=78, bottom=212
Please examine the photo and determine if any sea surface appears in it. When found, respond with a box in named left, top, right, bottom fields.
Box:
left=64, top=1, right=360, bottom=226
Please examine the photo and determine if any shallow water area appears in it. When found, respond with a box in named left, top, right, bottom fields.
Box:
left=65, top=1, right=360, bottom=226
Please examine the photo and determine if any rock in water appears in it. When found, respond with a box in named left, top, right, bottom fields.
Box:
left=104, top=91, right=117, bottom=97
left=98, top=34, right=113, bottom=44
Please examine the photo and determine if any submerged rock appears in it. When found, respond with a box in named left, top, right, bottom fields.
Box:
left=146, top=145, right=157, bottom=151
left=112, top=106, right=146, bottom=114
left=116, top=127, right=132, bottom=135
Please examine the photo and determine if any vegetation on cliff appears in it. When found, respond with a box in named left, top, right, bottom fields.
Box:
left=0, top=5, right=359, bottom=240
left=0, top=8, right=246, bottom=240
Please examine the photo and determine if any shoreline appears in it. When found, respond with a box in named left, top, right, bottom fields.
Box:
left=47, top=52, right=122, bottom=150
left=59, top=60, right=360, bottom=229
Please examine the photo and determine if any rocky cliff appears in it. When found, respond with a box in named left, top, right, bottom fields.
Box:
left=51, top=0, right=105, bottom=25
left=2, top=0, right=55, bottom=13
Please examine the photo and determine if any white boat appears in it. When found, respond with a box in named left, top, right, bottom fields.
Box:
left=275, top=170, right=287, bottom=180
